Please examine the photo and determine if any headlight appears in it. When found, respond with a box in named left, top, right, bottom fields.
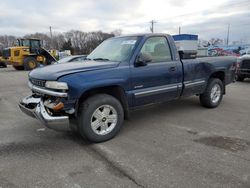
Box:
left=45, top=81, right=68, bottom=90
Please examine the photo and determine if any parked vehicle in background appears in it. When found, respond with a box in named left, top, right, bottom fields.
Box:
left=0, top=44, right=7, bottom=68
left=0, top=61, right=7, bottom=68
left=0, top=38, right=57, bottom=70
left=236, top=54, right=250, bottom=81
left=56, top=55, right=87, bottom=64
left=19, top=33, right=236, bottom=143
left=240, top=48, right=250, bottom=56
left=0, top=56, right=7, bottom=68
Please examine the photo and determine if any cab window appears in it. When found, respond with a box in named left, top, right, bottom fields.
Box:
left=31, top=40, right=40, bottom=49
left=140, top=37, right=172, bottom=62
left=22, top=40, right=30, bottom=47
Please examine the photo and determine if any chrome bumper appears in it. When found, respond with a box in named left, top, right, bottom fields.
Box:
left=19, top=96, right=70, bottom=131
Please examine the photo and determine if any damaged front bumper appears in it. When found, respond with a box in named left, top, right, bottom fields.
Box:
left=19, top=95, right=70, bottom=131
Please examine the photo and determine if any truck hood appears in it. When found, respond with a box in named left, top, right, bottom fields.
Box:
left=29, top=60, right=119, bottom=80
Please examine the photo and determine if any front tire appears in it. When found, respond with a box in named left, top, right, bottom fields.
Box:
left=78, top=94, right=124, bottom=143
left=0, top=63, right=7, bottom=68
left=23, top=57, right=38, bottom=70
left=200, top=78, right=223, bottom=108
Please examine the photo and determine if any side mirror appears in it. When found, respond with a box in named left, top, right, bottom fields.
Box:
left=135, top=53, right=152, bottom=66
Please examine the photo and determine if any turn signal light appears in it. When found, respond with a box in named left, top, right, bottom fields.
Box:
left=53, top=102, right=64, bottom=111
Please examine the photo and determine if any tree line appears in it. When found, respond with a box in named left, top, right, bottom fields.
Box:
left=0, top=30, right=122, bottom=55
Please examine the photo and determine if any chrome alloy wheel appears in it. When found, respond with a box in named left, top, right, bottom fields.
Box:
left=210, top=84, right=221, bottom=104
left=91, top=105, right=118, bottom=135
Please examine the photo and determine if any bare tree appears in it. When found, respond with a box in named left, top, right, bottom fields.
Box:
left=52, top=34, right=66, bottom=50
left=0, top=35, right=17, bottom=47
left=208, top=38, right=223, bottom=46
left=64, top=30, right=114, bottom=54
left=0, top=30, right=115, bottom=55
left=111, top=29, right=122, bottom=36
left=198, top=39, right=209, bottom=47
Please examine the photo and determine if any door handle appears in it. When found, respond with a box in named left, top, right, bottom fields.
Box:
left=169, top=67, right=176, bottom=72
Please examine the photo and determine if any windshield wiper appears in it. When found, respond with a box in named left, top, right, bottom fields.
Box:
left=85, top=57, right=92, bottom=60
left=93, top=58, right=110, bottom=61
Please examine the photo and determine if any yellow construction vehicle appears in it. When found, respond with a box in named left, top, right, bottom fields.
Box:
left=0, top=43, right=7, bottom=67
left=0, top=38, right=57, bottom=70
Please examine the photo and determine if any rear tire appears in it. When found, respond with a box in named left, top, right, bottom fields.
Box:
left=235, top=75, right=244, bottom=82
left=200, top=78, right=223, bottom=108
left=0, top=63, right=7, bottom=68
left=78, top=94, right=124, bottom=143
left=13, top=66, right=24, bottom=70
left=23, top=57, right=38, bottom=70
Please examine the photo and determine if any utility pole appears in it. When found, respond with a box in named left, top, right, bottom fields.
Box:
left=178, top=26, right=181, bottom=34
left=49, top=26, right=53, bottom=38
left=226, top=24, right=230, bottom=46
left=150, top=20, right=157, bottom=33
left=49, top=26, right=53, bottom=49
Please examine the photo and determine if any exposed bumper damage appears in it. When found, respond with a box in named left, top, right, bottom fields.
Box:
left=19, top=95, right=70, bottom=131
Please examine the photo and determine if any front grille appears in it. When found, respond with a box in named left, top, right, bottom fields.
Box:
left=241, top=60, right=250, bottom=69
left=2, top=48, right=10, bottom=59
left=30, top=78, right=46, bottom=88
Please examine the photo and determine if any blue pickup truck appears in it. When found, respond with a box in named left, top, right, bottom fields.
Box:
left=19, top=34, right=236, bottom=142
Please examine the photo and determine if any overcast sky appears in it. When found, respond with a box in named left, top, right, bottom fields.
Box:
left=0, top=0, right=249, bottom=42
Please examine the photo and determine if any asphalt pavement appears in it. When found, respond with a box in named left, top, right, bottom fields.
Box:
left=0, top=66, right=250, bottom=188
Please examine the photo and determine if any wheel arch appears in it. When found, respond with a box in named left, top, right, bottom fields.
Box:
left=209, top=71, right=226, bottom=94
left=76, top=85, right=129, bottom=119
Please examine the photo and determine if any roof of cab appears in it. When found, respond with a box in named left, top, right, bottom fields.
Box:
left=113, top=33, right=171, bottom=38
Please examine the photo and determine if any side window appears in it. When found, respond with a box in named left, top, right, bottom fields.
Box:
left=80, top=56, right=87, bottom=60
left=31, top=41, right=40, bottom=49
left=140, top=37, right=172, bottom=62
left=74, top=57, right=82, bottom=61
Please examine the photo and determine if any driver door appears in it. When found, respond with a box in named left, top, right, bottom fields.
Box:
left=130, top=36, right=182, bottom=107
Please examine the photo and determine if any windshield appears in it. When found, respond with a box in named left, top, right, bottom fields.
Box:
left=22, top=40, right=30, bottom=47
left=58, top=56, right=74, bottom=63
left=87, top=36, right=139, bottom=62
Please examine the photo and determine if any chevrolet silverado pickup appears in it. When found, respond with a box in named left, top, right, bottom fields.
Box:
left=19, top=34, right=236, bottom=142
